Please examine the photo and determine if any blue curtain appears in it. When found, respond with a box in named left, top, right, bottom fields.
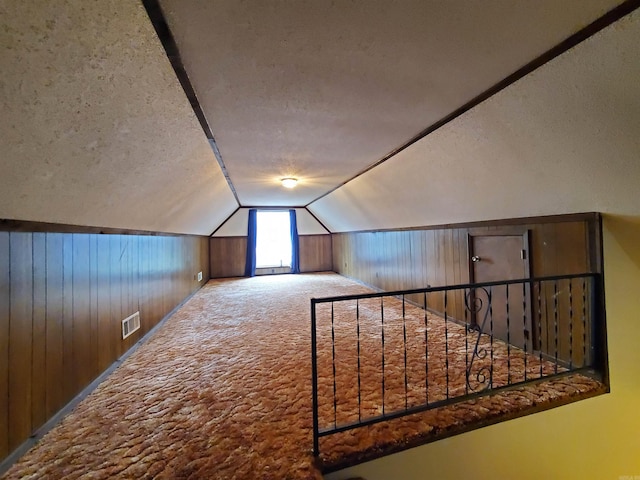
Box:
left=290, top=209, right=300, bottom=274
left=245, top=209, right=257, bottom=277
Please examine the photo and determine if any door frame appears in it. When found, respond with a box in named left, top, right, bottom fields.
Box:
left=466, top=227, right=533, bottom=351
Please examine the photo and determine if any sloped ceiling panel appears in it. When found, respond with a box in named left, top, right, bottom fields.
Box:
left=159, top=0, right=622, bottom=207
left=0, top=0, right=238, bottom=235
left=309, top=9, right=640, bottom=232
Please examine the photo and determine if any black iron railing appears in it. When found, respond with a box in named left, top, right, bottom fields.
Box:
left=310, top=273, right=606, bottom=456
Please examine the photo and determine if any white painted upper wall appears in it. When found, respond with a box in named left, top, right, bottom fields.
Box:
left=0, top=0, right=238, bottom=235
left=309, top=10, right=640, bottom=232
left=213, top=208, right=329, bottom=236
left=296, top=209, right=330, bottom=235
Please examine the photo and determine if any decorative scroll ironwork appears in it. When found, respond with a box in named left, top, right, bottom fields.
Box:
left=465, top=287, right=493, bottom=393
left=310, top=273, right=602, bottom=458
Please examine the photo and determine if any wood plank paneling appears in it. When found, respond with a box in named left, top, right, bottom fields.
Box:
left=209, top=237, right=247, bottom=278
left=210, top=234, right=333, bottom=277
left=0, top=233, right=9, bottom=459
left=407, top=231, right=424, bottom=307
left=110, top=235, right=123, bottom=360
left=31, top=234, right=47, bottom=431
left=96, top=235, right=111, bottom=374
left=62, top=235, right=74, bottom=403
left=145, top=237, right=157, bottom=334
left=121, top=235, right=137, bottom=353
left=332, top=215, right=599, bottom=319
left=200, top=236, right=210, bottom=282
left=72, top=234, right=92, bottom=395
left=162, top=237, right=173, bottom=317
left=299, top=235, right=332, bottom=273
left=331, top=215, right=601, bottom=365
left=89, top=235, right=99, bottom=392
left=8, top=233, right=33, bottom=451
left=0, top=231, right=209, bottom=463
left=333, top=218, right=598, bottom=290
left=137, top=235, right=150, bottom=337
left=45, top=234, right=64, bottom=419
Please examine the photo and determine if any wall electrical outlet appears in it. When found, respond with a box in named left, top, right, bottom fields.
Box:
left=197, top=271, right=203, bottom=282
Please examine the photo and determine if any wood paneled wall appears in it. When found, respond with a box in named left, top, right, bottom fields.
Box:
left=333, top=228, right=470, bottom=319
left=0, top=231, right=209, bottom=461
left=210, top=235, right=333, bottom=278
left=332, top=214, right=602, bottom=365
left=299, top=235, right=332, bottom=273
left=332, top=215, right=598, bottom=292
left=209, top=237, right=248, bottom=278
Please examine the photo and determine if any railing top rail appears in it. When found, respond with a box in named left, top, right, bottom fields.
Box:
left=311, top=272, right=598, bottom=304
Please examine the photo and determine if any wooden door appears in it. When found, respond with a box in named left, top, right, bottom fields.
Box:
left=469, top=231, right=532, bottom=351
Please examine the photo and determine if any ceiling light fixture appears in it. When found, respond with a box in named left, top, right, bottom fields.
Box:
left=281, top=177, right=298, bottom=189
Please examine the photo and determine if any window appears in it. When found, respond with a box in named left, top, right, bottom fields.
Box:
left=256, top=211, right=291, bottom=268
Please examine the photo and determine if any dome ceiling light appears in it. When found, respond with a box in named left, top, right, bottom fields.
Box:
left=281, top=177, right=298, bottom=189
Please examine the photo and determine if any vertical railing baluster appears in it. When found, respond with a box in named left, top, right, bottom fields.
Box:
left=331, top=302, right=337, bottom=428
left=582, top=278, right=587, bottom=367
left=356, top=299, right=361, bottom=422
left=590, top=276, right=599, bottom=368
left=569, top=280, right=574, bottom=370
left=538, top=281, right=543, bottom=378
left=380, top=296, right=385, bottom=415
left=506, top=284, right=511, bottom=385
left=311, top=273, right=596, bottom=453
left=444, top=290, right=449, bottom=399
left=311, top=299, right=319, bottom=456
left=402, top=294, right=408, bottom=410
left=553, top=281, right=559, bottom=374
left=464, top=288, right=469, bottom=395
left=522, top=282, right=528, bottom=382
left=424, top=291, right=429, bottom=405
left=489, top=287, right=494, bottom=388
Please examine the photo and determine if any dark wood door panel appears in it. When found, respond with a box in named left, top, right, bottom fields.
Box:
left=472, top=235, right=526, bottom=282
left=469, top=231, right=532, bottom=351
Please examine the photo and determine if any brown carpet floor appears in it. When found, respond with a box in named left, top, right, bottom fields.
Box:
left=2, top=273, right=604, bottom=479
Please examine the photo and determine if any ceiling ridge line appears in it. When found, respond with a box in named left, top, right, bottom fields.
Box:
left=304, top=0, right=640, bottom=209
left=209, top=206, right=241, bottom=237
left=241, top=205, right=308, bottom=209
left=303, top=207, right=332, bottom=234
left=0, top=218, right=202, bottom=237
left=141, top=0, right=241, bottom=207
left=208, top=207, right=333, bottom=236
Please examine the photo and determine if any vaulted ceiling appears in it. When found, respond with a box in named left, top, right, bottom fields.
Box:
left=1, top=0, right=638, bottom=235
left=158, top=0, right=624, bottom=208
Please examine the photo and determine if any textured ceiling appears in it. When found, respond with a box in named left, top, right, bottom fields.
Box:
left=2, top=0, right=634, bottom=236
left=160, top=0, right=622, bottom=207
left=0, top=0, right=238, bottom=235
left=310, top=8, right=640, bottom=232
